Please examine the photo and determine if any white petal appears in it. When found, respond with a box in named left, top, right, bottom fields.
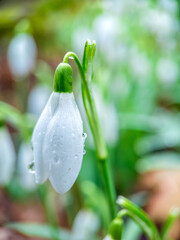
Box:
left=0, top=127, right=16, bottom=185
left=43, top=93, right=84, bottom=194
left=17, top=143, right=36, bottom=190
left=103, top=236, right=113, bottom=240
left=32, top=92, right=59, bottom=184
left=72, top=210, right=100, bottom=240
left=8, top=33, right=37, bottom=77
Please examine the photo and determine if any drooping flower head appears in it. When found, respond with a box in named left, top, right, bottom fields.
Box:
left=31, top=63, right=86, bottom=194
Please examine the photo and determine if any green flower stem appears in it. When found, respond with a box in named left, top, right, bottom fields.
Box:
left=161, top=207, right=180, bottom=240
left=117, top=196, right=160, bottom=240
left=63, top=45, right=117, bottom=219
left=117, top=209, right=153, bottom=240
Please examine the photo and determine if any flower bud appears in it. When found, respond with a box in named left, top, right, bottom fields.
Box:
left=109, top=218, right=123, bottom=240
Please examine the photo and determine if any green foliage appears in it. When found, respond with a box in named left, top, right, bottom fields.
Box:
left=7, top=222, right=70, bottom=240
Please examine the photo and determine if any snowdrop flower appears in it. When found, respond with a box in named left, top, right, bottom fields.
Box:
left=0, top=127, right=16, bottom=185
left=129, top=48, right=150, bottom=80
left=92, top=13, right=123, bottom=62
left=71, top=210, right=100, bottom=240
left=159, top=0, right=178, bottom=14
left=27, top=85, right=51, bottom=117
left=142, top=10, right=178, bottom=40
left=18, top=143, right=36, bottom=191
left=157, top=58, right=179, bottom=84
left=8, top=33, right=37, bottom=77
left=103, top=235, right=113, bottom=240
left=31, top=63, right=86, bottom=194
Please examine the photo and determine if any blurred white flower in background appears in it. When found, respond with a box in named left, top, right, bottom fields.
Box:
left=110, top=75, right=130, bottom=99
left=72, top=27, right=94, bottom=59
left=17, top=143, right=36, bottom=191
left=159, top=0, right=178, bottom=14
left=142, top=9, right=178, bottom=40
left=92, top=13, right=127, bottom=62
left=95, top=88, right=119, bottom=145
left=77, top=86, right=119, bottom=147
left=72, top=11, right=128, bottom=63
left=0, top=127, right=16, bottom=186
left=157, top=58, right=179, bottom=84
left=129, top=48, right=150, bottom=80
left=92, top=13, right=118, bottom=48
left=103, top=235, right=113, bottom=240
left=71, top=210, right=100, bottom=240
left=7, top=33, right=37, bottom=77
left=27, top=85, right=51, bottom=117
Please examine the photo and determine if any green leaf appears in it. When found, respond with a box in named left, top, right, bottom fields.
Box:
left=117, top=196, right=160, bottom=240
left=80, top=181, right=110, bottom=229
left=123, top=220, right=142, bottom=240
left=6, top=222, right=71, bottom=240
left=161, top=207, right=180, bottom=240
left=0, top=101, right=35, bottom=141
left=136, top=152, right=180, bottom=173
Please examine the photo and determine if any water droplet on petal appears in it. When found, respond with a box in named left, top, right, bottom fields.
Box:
left=28, top=161, right=35, bottom=174
left=54, top=158, right=59, bottom=164
left=83, top=149, right=86, bottom=155
left=82, top=132, right=87, bottom=140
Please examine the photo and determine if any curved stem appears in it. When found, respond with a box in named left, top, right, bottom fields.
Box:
left=63, top=49, right=117, bottom=219
left=117, top=209, right=153, bottom=240
left=161, top=207, right=180, bottom=240
left=117, top=196, right=160, bottom=240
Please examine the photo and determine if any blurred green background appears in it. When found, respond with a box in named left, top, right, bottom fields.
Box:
left=0, top=0, right=180, bottom=239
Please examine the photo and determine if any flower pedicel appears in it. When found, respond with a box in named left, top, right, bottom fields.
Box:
left=31, top=63, right=86, bottom=194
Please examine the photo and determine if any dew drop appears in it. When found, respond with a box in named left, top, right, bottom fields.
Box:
left=28, top=161, right=35, bottom=174
left=54, top=158, right=60, bottom=164
left=69, top=56, right=74, bottom=59
left=83, top=149, right=86, bottom=155
left=75, top=154, right=78, bottom=159
left=82, top=132, right=87, bottom=139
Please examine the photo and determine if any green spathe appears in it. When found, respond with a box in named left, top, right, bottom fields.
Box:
left=54, top=63, right=73, bottom=93
left=109, top=218, right=123, bottom=240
